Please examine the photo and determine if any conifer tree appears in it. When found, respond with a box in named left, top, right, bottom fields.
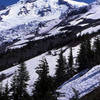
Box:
left=33, top=58, right=57, bottom=100
left=10, top=62, right=30, bottom=100
left=55, top=50, right=67, bottom=87
left=0, top=82, right=4, bottom=100
left=10, top=71, right=19, bottom=100
left=17, top=62, right=30, bottom=100
left=67, top=48, right=74, bottom=77
left=93, top=37, right=100, bottom=65
left=77, top=39, right=93, bottom=71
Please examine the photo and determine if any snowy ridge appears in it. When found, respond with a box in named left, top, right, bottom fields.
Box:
left=48, top=2, right=100, bottom=39
left=64, top=0, right=87, bottom=7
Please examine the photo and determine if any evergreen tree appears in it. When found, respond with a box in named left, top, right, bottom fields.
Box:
left=55, top=50, right=67, bottom=87
left=67, top=48, right=75, bottom=77
left=77, top=39, right=93, bottom=71
left=0, top=82, right=4, bottom=100
left=10, top=62, right=30, bottom=100
left=17, top=62, right=30, bottom=100
left=33, top=58, right=57, bottom=100
left=93, top=37, right=100, bottom=65
left=10, top=71, right=19, bottom=100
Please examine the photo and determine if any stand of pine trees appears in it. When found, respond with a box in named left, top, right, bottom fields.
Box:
left=93, top=37, right=100, bottom=65
left=77, top=37, right=100, bottom=71
left=77, top=39, right=94, bottom=71
left=0, top=62, right=31, bottom=100
left=55, top=49, right=67, bottom=88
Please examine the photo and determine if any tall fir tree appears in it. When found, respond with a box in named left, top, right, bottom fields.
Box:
left=10, top=71, right=19, bottom=100
left=33, top=58, right=57, bottom=100
left=0, top=82, right=4, bottom=100
left=67, top=48, right=75, bottom=77
left=55, top=49, right=67, bottom=87
left=17, top=62, right=30, bottom=100
left=10, top=62, right=30, bottom=100
left=77, top=39, right=93, bottom=71
left=93, top=37, right=100, bottom=65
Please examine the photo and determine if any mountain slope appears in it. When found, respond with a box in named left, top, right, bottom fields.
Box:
left=1, top=45, right=100, bottom=100
left=48, top=1, right=100, bottom=38
left=0, top=0, right=87, bottom=46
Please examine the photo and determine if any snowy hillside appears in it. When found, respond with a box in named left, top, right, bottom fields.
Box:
left=0, top=45, right=80, bottom=95
left=0, top=44, right=100, bottom=99
left=48, top=1, right=100, bottom=39
left=0, top=0, right=87, bottom=46
left=4, top=0, right=100, bottom=51
left=58, top=65, right=100, bottom=100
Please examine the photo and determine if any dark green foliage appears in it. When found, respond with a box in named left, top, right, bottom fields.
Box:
left=67, top=48, right=75, bottom=77
left=33, top=58, right=57, bottom=100
left=77, top=39, right=94, bottom=71
left=10, top=71, right=19, bottom=100
left=68, top=48, right=73, bottom=69
left=0, top=82, right=4, bottom=100
left=10, top=62, right=30, bottom=100
left=55, top=50, right=67, bottom=87
left=93, top=37, right=100, bottom=65
left=17, top=63, right=30, bottom=96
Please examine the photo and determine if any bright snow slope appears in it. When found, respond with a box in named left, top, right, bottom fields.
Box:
left=0, top=0, right=87, bottom=45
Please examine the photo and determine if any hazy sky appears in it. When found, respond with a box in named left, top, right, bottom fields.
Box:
left=0, top=0, right=95, bottom=6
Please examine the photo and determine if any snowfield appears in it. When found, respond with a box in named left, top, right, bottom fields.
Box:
left=0, top=0, right=87, bottom=46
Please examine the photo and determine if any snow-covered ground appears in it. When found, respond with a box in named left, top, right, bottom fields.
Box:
left=58, top=65, right=100, bottom=100
left=69, top=3, right=100, bottom=26
left=77, top=25, right=100, bottom=36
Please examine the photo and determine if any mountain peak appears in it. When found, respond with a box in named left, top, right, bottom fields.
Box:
left=63, top=0, right=88, bottom=7
left=0, top=0, right=89, bottom=46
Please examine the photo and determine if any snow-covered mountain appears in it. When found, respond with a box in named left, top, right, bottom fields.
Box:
left=6, top=0, right=100, bottom=51
left=0, top=0, right=87, bottom=46
left=46, top=1, right=100, bottom=40
left=1, top=1, right=100, bottom=99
